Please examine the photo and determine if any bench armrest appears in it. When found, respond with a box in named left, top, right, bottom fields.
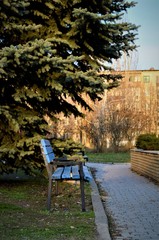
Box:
left=52, top=160, right=82, bottom=166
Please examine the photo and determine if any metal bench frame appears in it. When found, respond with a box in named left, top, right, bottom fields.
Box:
left=40, top=139, right=92, bottom=211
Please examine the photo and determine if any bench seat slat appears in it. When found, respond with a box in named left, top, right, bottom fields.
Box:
left=83, top=166, right=92, bottom=181
left=52, top=167, right=64, bottom=180
left=72, top=165, right=80, bottom=180
left=62, top=166, right=72, bottom=179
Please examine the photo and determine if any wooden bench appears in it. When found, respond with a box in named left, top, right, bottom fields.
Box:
left=40, top=139, right=92, bottom=211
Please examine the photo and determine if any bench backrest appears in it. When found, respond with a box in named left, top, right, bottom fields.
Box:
left=41, top=139, right=55, bottom=163
left=40, top=139, right=55, bottom=178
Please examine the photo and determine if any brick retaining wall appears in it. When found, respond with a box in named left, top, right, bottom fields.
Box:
left=130, top=149, right=159, bottom=182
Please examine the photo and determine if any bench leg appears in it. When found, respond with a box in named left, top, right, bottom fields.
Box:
left=79, top=162, right=86, bottom=211
left=80, top=179, right=86, bottom=211
left=55, top=181, right=59, bottom=195
left=47, top=177, right=52, bottom=210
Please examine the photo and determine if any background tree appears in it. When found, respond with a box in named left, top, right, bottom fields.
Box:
left=84, top=98, right=108, bottom=152
left=0, top=0, right=138, bottom=173
left=84, top=76, right=157, bottom=152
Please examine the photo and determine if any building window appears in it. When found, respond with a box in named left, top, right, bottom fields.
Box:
left=143, top=76, right=150, bottom=83
left=129, top=75, right=140, bottom=82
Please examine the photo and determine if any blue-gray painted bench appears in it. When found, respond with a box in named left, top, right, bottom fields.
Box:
left=40, top=139, right=92, bottom=211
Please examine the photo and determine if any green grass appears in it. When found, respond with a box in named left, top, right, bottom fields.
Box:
left=0, top=152, right=130, bottom=239
left=86, top=151, right=130, bottom=163
left=0, top=174, right=97, bottom=240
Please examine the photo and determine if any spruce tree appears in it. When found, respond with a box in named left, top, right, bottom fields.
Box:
left=0, top=0, right=138, bottom=174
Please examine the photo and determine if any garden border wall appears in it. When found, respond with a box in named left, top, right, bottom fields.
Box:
left=130, top=149, right=159, bottom=182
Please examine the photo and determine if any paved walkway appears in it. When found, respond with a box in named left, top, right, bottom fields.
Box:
left=87, top=163, right=159, bottom=240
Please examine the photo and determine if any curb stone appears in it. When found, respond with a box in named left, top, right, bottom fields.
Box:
left=89, top=169, right=111, bottom=240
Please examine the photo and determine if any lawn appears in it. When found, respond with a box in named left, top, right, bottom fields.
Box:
left=0, top=151, right=130, bottom=239
left=0, top=172, right=97, bottom=240
left=86, top=151, right=130, bottom=163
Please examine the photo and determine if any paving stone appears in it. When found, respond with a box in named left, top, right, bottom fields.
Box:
left=87, top=163, right=159, bottom=240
